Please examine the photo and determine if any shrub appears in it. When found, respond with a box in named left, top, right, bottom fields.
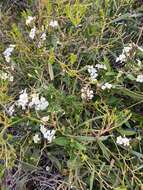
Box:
left=0, top=0, right=143, bottom=189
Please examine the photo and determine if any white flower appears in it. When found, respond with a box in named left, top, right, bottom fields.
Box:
left=101, top=82, right=112, bottom=90
left=40, top=124, right=47, bottom=134
left=33, top=134, right=40, bottom=143
left=16, top=90, right=49, bottom=111
left=1, top=72, right=9, bottom=80
left=87, top=65, right=97, bottom=73
left=29, top=26, right=36, bottom=39
left=35, top=96, right=49, bottom=111
left=116, top=44, right=132, bottom=63
left=3, top=45, right=15, bottom=57
left=26, top=16, right=35, bottom=25
left=7, top=104, right=15, bottom=116
left=41, top=116, right=49, bottom=123
left=29, top=93, right=49, bottom=111
left=44, top=129, right=56, bottom=142
left=0, top=72, right=14, bottom=82
left=49, top=20, right=58, bottom=28
left=116, top=136, right=130, bottom=146
left=95, top=64, right=107, bottom=70
left=40, top=32, right=46, bottom=41
left=123, top=45, right=132, bottom=54
left=5, top=56, right=11, bottom=63
left=46, top=165, right=50, bottom=171
left=40, top=125, right=56, bottom=142
left=116, top=53, right=126, bottom=63
left=87, top=65, right=98, bottom=81
left=81, top=86, right=94, bottom=100
left=17, top=89, right=29, bottom=110
left=3, top=44, right=15, bottom=63
left=136, top=75, right=143, bottom=83
left=29, top=93, right=39, bottom=107
left=38, top=32, right=46, bottom=48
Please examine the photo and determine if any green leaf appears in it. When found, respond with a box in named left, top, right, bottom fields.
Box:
left=103, top=56, right=111, bottom=71
left=69, top=135, right=97, bottom=142
left=116, top=112, right=132, bottom=128
left=11, top=23, right=22, bottom=39
left=48, top=63, right=54, bottom=81
left=116, top=128, right=136, bottom=136
left=49, top=48, right=55, bottom=65
left=99, top=135, right=112, bottom=141
left=116, top=87, right=143, bottom=100
left=65, top=1, right=88, bottom=26
left=111, top=13, right=143, bottom=23
left=54, top=137, right=70, bottom=146
left=132, top=112, right=143, bottom=122
left=128, top=149, right=143, bottom=159
left=115, top=187, right=127, bottom=190
left=90, top=166, right=95, bottom=190
left=126, top=74, right=136, bottom=81
left=73, top=140, right=86, bottom=151
left=97, top=140, right=110, bottom=160
left=105, top=71, right=116, bottom=76
left=70, top=53, right=77, bottom=64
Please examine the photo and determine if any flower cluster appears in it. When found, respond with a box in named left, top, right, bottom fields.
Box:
left=26, top=16, right=35, bottom=25
left=33, top=134, right=41, bottom=144
left=49, top=20, right=58, bottom=28
left=29, top=93, right=49, bottom=111
left=29, top=26, right=36, bottom=40
left=6, top=104, right=15, bottom=116
left=87, top=65, right=98, bottom=81
left=17, top=90, right=49, bottom=111
left=3, top=44, right=15, bottom=63
left=0, top=71, right=13, bottom=82
left=136, top=74, right=143, bottom=83
left=40, top=125, right=56, bottom=142
left=33, top=125, right=56, bottom=144
left=101, top=82, right=112, bottom=90
left=81, top=86, right=94, bottom=100
left=26, top=15, right=58, bottom=45
left=87, top=64, right=107, bottom=82
left=38, top=32, right=47, bottom=48
left=25, top=15, right=37, bottom=40
left=17, top=89, right=29, bottom=110
left=116, top=136, right=130, bottom=146
left=7, top=89, right=49, bottom=116
left=116, top=43, right=133, bottom=63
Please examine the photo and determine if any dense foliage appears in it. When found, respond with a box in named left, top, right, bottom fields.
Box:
left=0, top=0, right=143, bottom=189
